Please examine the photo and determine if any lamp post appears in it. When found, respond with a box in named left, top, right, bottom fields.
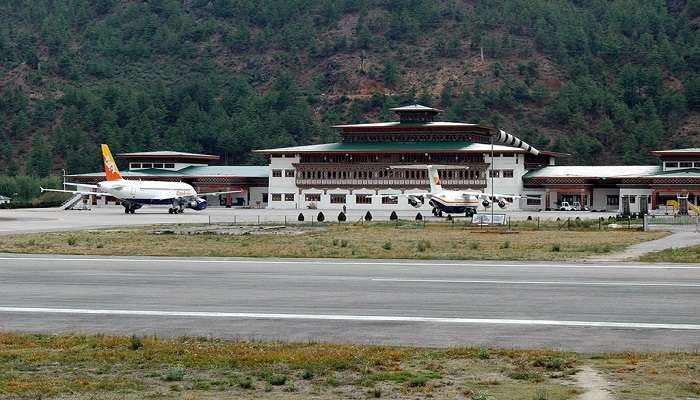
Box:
left=490, top=133, right=494, bottom=227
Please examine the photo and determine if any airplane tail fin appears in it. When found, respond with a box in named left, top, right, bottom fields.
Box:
left=427, top=165, right=442, bottom=192
left=100, top=144, right=123, bottom=181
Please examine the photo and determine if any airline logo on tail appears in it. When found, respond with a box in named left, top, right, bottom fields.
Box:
left=101, top=144, right=123, bottom=181
left=433, top=175, right=441, bottom=186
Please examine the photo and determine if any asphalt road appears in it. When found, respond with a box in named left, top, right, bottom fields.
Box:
left=0, top=206, right=618, bottom=235
left=0, top=254, right=698, bottom=352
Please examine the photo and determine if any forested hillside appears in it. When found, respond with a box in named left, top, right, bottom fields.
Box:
left=1, top=0, right=699, bottom=177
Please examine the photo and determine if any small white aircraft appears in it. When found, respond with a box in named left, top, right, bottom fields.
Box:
left=41, top=144, right=242, bottom=214
left=373, top=165, right=524, bottom=217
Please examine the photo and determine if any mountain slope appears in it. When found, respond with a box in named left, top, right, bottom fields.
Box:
left=0, top=0, right=699, bottom=175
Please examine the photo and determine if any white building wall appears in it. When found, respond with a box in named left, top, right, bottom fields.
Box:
left=619, top=187, right=653, bottom=214
left=519, top=189, right=546, bottom=211
left=592, top=188, right=620, bottom=211
left=483, top=153, right=527, bottom=210
left=266, top=152, right=531, bottom=212
left=267, top=155, right=300, bottom=209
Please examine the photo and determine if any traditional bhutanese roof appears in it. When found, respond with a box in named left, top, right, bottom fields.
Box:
left=255, top=141, right=536, bottom=154
left=332, top=121, right=484, bottom=128
left=66, top=165, right=268, bottom=178
left=523, top=165, right=661, bottom=179
left=650, top=148, right=700, bottom=157
left=389, top=104, right=443, bottom=112
left=116, top=151, right=220, bottom=160
left=647, top=168, right=700, bottom=177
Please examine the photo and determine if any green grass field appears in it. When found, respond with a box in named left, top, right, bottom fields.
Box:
left=0, top=223, right=666, bottom=261
left=0, top=333, right=697, bottom=399
left=639, top=244, right=700, bottom=263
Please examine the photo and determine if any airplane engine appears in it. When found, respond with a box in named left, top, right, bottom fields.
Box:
left=482, top=200, right=491, bottom=208
left=407, top=195, right=425, bottom=208
left=498, top=200, right=507, bottom=209
left=188, top=198, right=208, bottom=211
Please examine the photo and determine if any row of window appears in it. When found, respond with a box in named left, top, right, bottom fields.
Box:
left=272, top=169, right=295, bottom=177
left=665, top=161, right=700, bottom=169
left=275, top=169, right=516, bottom=180
left=269, top=193, right=398, bottom=204
left=130, top=163, right=175, bottom=169
left=296, top=169, right=490, bottom=180
left=488, top=170, right=514, bottom=178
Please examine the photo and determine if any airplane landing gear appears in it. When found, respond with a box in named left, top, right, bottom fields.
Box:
left=124, top=205, right=136, bottom=214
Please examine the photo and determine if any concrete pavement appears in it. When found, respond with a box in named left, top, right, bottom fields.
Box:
left=0, top=206, right=618, bottom=235
left=0, top=254, right=698, bottom=352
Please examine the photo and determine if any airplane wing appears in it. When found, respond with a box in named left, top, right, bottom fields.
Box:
left=64, top=182, right=99, bottom=189
left=197, top=189, right=244, bottom=197
left=40, top=187, right=111, bottom=196
left=369, top=192, right=431, bottom=198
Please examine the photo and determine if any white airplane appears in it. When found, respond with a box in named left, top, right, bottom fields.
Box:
left=41, top=144, right=242, bottom=214
left=373, top=165, right=524, bottom=217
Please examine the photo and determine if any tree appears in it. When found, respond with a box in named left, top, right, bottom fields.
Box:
left=382, top=60, right=398, bottom=86
left=28, top=136, right=53, bottom=177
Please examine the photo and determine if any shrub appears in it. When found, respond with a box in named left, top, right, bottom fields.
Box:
left=535, top=356, right=568, bottom=371
left=283, top=382, right=297, bottom=392
left=239, top=377, right=254, bottom=389
left=416, top=239, right=431, bottom=252
left=408, top=375, right=429, bottom=386
left=507, top=370, right=542, bottom=382
left=269, top=374, right=287, bottom=385
left=332, top=238, right=339, bottom=246
left=297, top=213, right=305, bottom=222
left=193, top=380, right=211, bottom=390
left=469, top=241, right=480, bottom=250
left=390, top=211, right=398, bottom=220
left=533, top=389, right=549, bottom=400
left=382, top=241, right=392, bottom=250
left=478, top=348, right=490, bottom=359
left=340, top=239, right=349, bottom=247
left=372, top=386, right=382, bottom=397
left=471, top=390, right=495, bottom=400
left=129, top=335, right=143, bottom=350
left=551, top=243, right=561, bottom=252
left=67, top=237, right=77, bottom=246
left=164, top=367, right=185, bottom=381
left=301, top=370, right=314, bottom=380
left=338, top=211, right=346, bottom=222
left=500, top=240, right=510, bottom=249
left=317, top=212, right=325, bottom=222
left=365, top=211, right=373, bottom=221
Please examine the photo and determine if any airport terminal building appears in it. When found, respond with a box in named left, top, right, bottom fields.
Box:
left=66, top=104, right=700, bottom=215
left=256, top=105, right=559, bottom=212
left=258, top=105, right=700, bottom=214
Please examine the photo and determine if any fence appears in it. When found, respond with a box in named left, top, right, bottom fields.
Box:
left=200, top=212, right=642, bottom=232
left=644, top=214, right=700, bottom=231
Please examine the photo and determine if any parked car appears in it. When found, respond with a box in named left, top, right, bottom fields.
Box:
left=559, top=201, right=589, bottom=211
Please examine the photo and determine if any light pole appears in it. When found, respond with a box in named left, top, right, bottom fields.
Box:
left=490, top=133, right=494, bottom=227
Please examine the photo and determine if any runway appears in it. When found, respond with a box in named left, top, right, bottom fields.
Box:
left=0, top=254, right=698, bottom=352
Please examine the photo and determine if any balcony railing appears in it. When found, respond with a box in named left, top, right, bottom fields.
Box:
left=295, top=178, right=487, bottom=188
